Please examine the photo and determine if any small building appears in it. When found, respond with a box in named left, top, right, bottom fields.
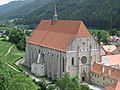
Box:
left=91, top=62, right=120, bottom=87
left=101, top=45, right=119, bottom=55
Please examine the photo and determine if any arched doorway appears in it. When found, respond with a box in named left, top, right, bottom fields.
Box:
left=81, top=70, right=86, bottom=82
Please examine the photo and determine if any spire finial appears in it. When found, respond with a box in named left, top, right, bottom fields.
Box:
left=51, top=0, right=58, bottom=25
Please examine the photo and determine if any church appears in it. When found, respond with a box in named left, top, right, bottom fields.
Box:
left=24, top=3, right=100, bottom=81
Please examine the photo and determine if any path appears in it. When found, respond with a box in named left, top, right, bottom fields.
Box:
left=5, top=62, right=20, bottom=72
left=16, top=59, right=51, bottom=83
left=2, top=45, right=20, bottom=72
left=3, top=45, right=14, bottom=57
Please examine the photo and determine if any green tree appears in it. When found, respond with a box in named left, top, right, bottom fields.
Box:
left=13, top=74, right=39, bottom=90
left=56, top=73, right=92, bottom=90
left=101, top=30, right=109, bottom=45
left=9, top=28, right=26, bottom=50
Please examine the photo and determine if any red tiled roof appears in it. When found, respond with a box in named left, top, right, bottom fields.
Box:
left=92, top=63, right=120, bottom=81
left=102, top=45, right=117, bottom=55
left=106, top=81, right=120, bottom=90
left=102, top=55, right=120, bottom=66
left=28, top=20, right=92, bottom=52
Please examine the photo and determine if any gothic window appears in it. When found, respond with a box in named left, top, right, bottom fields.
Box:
left=81, top=56, right=87, bottom=64
left=71, top=57, right=74, bottom=65
left=41, top=53, right=44, bottom=63
left=62, top=57, right=64, bottom=72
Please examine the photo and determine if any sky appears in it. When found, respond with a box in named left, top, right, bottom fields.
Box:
left=0, top=0, right=16, bottom=5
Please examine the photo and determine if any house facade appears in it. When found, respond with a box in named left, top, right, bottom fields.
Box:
left=91, top=62, right=120, bottom=87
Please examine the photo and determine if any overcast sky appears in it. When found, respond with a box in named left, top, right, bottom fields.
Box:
left=0, top=0, right=16, bottom=5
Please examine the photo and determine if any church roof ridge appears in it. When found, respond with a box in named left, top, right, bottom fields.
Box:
left=28, top=20, right=92, bottom=52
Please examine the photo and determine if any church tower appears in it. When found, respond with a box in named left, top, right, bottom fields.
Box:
left=51, top=0, right=58, bottom=25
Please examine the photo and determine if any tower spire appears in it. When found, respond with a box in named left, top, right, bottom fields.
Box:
left=51, top=0, right=58, bottom=25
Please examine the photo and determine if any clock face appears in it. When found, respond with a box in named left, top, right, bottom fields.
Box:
left=81, top=56, right=87, bottom=64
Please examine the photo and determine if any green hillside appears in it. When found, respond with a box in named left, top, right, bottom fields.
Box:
left=15, top=0, right=120, bottom=30
left=0, top=0, right=35, bottom=16
left=0, top=0, right=52, bottom=19
left=0, top=41, right=39, bottom=90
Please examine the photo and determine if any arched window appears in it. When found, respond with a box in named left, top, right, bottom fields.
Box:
left=41, top=53, right=44, bottom=63
left=72, top=57, right=74, bottom=65
left=62, top=57, right=64, bottom=72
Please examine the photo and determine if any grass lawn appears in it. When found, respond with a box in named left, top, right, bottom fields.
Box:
left=0, top=41, right=39, bottom=90
left=0, top=41, right=12, bottom=57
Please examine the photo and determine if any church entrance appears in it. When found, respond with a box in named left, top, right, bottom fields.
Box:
left=81, top=70, right=86, bottom=82
left=82, top=76, right=85, bottom=81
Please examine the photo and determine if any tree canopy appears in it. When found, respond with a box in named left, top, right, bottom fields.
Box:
left=56, top=73, right=92, bottom=90
left=9, top=28, right=26, bottom=50
left=14, top=0, right=120, bottom=30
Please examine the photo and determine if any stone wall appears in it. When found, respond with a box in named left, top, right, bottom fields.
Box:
left=25, top=43, right=66, bottom=80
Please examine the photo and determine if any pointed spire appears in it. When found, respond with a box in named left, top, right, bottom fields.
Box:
left=51, top=0, right=58, bottom=25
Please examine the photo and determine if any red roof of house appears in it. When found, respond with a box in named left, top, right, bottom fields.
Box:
left=102, top=55, right=120, bottom=66
left=28, top=20, right=92, bottom=52
left=102, top=45, right=117, bottom=55
left=92, top=63, right=120, bottom=81
left=106, top=81, right=120, bottom=90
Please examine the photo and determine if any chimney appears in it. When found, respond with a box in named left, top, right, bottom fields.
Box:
left=51, top=0, right=58, bottom=25
left=102, top=64, right=105, bottom=74
left=108, top=68, right=111, bottom=76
